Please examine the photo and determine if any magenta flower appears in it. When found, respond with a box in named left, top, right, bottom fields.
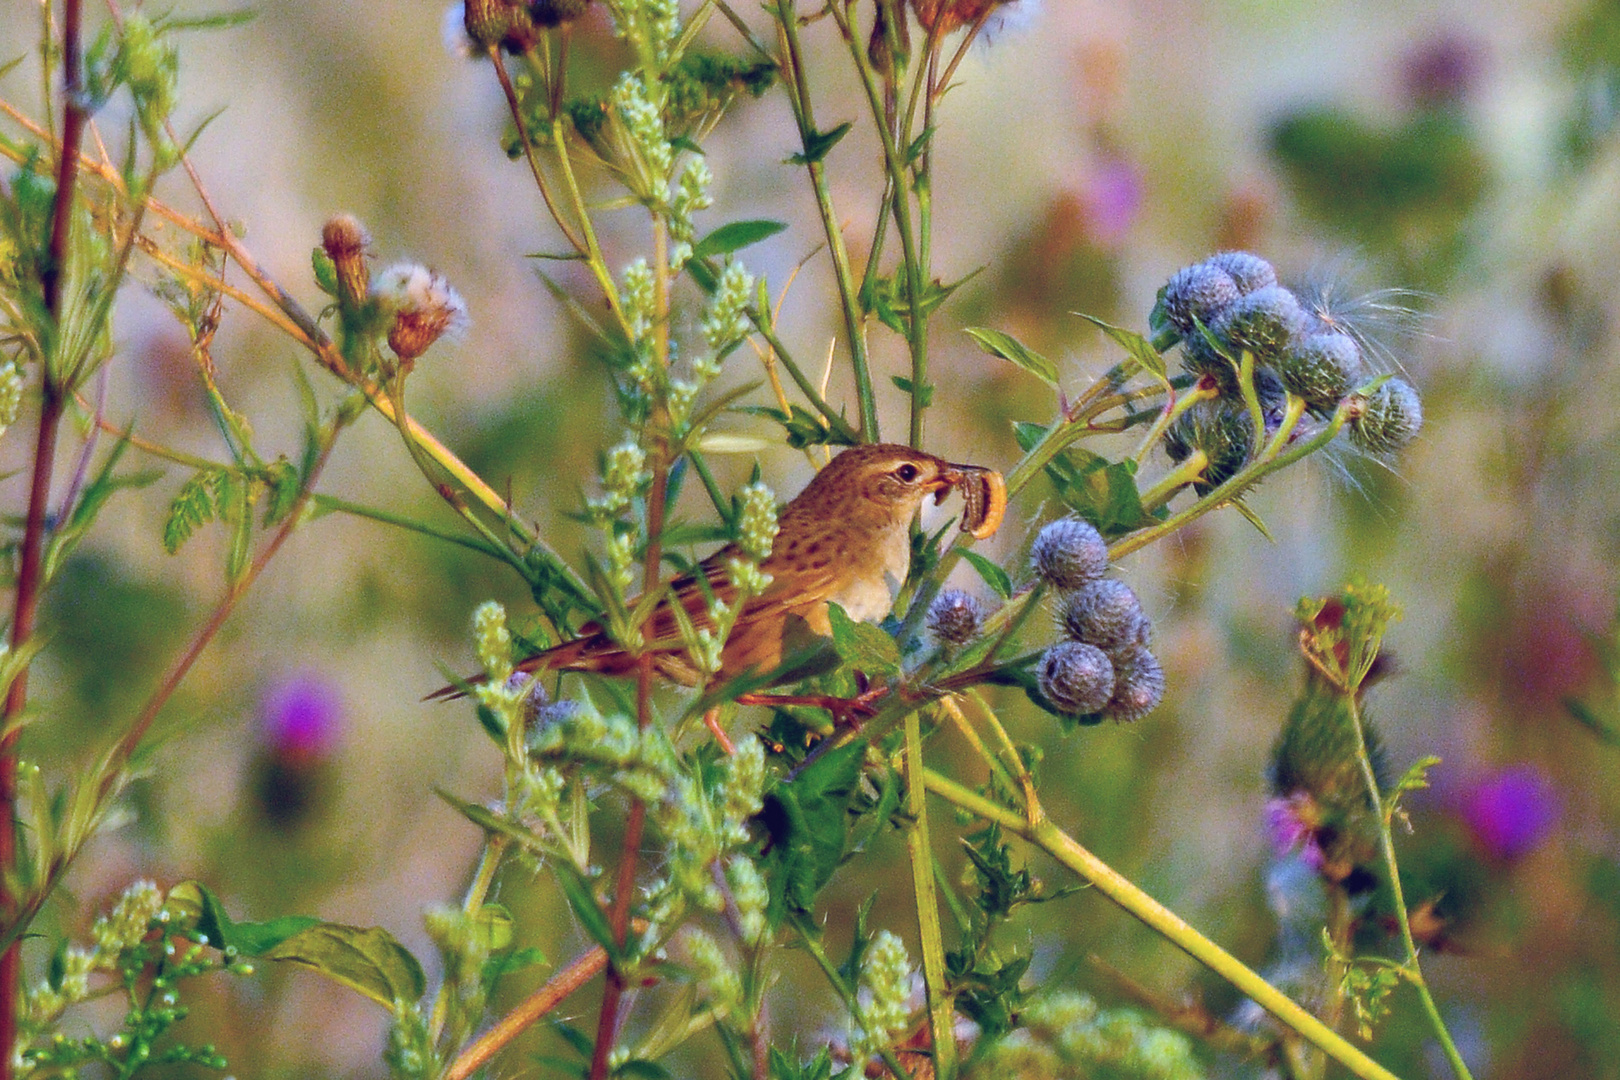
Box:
left=1460, top=764, right=1561, bottom=861
left=259, top=672, right=344, bottom=763
left=1080, top=158, right=1144, bottom=248
left=1265, top=792, right=1326, bottom=872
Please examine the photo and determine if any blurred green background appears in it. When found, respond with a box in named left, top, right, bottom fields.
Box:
left=4, top=0, right=1620, bottom=1077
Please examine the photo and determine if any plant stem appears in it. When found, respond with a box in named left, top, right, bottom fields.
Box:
left=921, top=769, right=1406, bottom=1080
left=429, top=833, right=511, bottom=1045
left=902, top=711, right=957, bottom=1080
left=774, top=1, right=878, bottom=441
left=791, top=918, right=915, bottom=1080
left=1345, top=695, right=1474, bottom=1080
left=489, top=49, right=589, bottom=257
left=444, top=942, right=610, bottom=1080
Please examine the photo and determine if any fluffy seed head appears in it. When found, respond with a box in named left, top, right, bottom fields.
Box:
left=928, top=588, right=984, bottom=645
left=1162, top=262, right=1241, bottom=336
left=1106, top=644, right=1165, bottom=722
left=1278, top=331, right=1361, bottom=412
left=376, top=263, right=470, bottom=363
left=1165, top=401, right=1255, bottom=493
left=1038, top=641, right=1115, bottom=716
left=1348, top=377, right=1423, bottom=454
left=1212, top=285, right=1307, bottom=363
left=1030, top=517, right=1109, bottom=590
left=1205, top=251, right=1278, bottom=295
left=1060, top=578, right=1149, bottom=651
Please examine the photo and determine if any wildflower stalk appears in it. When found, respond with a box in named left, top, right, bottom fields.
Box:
left=902, top=711, right=958, bottom=1079
left=773, top=0, right=879, bottom=441
left=1344, top=693, right=1474, bottom=1080
left=428, top=832, right=511, bottom=1045
left=920, top=768, right=1405, bottom=1080
left=1, top=0, right=86, bottom=1063
left=444, top=943, right=611, bottom=1080
left=790, top=918, right=915, bottom=1080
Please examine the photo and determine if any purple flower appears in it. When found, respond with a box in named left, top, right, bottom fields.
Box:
left=260, top=672, right=344, bottom=763
left=1081, top=158, right=1143, bottom=247
left=1460, top=764, right=1560, bottom=861
left=1265, top=792, right=1326, bottom=872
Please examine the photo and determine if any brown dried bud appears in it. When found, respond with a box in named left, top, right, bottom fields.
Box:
left=530, top=0, right=592, bottom=28
left=321, top=214, right=372, bottom=309
left=377, top=263, right=470, bottom=366
left=911, top=0, right=1009, bottom=34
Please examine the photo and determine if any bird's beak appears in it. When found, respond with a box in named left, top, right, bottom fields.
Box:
left=931, top=466, right=964, bottom=503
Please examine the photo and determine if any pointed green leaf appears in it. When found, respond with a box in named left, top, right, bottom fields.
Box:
left=961, top=550, right=1012, bottom=599
left=691, top=219, right=788, bottom=260
left=788, top=121, right=851, bottom=165
left=555, top=863, right=623, bottom=965
left=163, top=881, right=320, bottom=956
left=264, top=923, right=426, bottom=1008
left=826, top=603, right=900, bottom=677
left=964, top=327, right=1058, bottom=386
left=1075, top=312, right=1168, bottom=382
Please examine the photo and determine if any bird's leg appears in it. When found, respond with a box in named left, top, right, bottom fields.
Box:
left=701, top=705, right=736, bottom=754
left=735, top=681, right=893, bottom=728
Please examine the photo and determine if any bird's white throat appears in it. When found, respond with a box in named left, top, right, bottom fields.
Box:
left=827, top=519, right=911, bottom=622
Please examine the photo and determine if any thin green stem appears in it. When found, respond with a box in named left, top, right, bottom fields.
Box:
left=550, top=113, right=631, bottom=335
left=748, top=311, right=861, bottom=443
left=311, top=494, right=507, bottom=559
left=1345, top=695, right=1474, bottom=1080
left=903, top=711, right=957, bottom=1080
left=428, top=834, right=511, bottom=1045
left=1137, top=452, right=1207, bottom=512
left=774, top=1, right=879, bottom=441
left=921, top=769, right=1405, bottom=1080
left=490, top=49, right=589, bottom=257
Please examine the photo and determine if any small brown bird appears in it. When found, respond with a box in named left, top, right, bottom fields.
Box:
left=490, top=443, right=1004, bottom=691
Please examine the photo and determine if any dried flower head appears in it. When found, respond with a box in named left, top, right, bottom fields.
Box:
left=1278, top=330, right=1361, bottom=413
left=321, top=214, right=372, bottom=308
left=375, top=262, right=470, bottom=364
left=1161, top=262, right=1241, bottom=336
left=1211, top=284, right=1307, bottom=364
left=1205, top=250, right=1278, bottom=295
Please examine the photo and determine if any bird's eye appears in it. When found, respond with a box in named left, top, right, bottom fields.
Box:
left=894, top=463, right=921, bottom=483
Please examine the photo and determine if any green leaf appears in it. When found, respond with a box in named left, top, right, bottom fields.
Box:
left=265, top=923, right=426, bottom=1008
left=262, top=459, right=300, bottom=526
left=472, top=903, right=515, bottom=952
left=1012, top=420, right=1047, bottom=453
left=163, top=881, right=320, bottom=956
left=735, top=404, right=857, bottom=449
left=434, top=787, right=546, bottom=853
left=311, top=246, right=337, bottom=297
left=867, top=270, right=976, bottom=336
left=164, top=470, right=215, bottom=553
left=788, top=121, right=851, bottom=165
left=826, top=603, right=900, bottom=678
left=904, top=125, right=937, bottom=167
left=964, top=327, right=1059, bottom=386
left=961, top=550, right=1011, bottom=599
left=691, top=219, right=788, bottom=260
left=1074, top=312, right=1168, bottom=383
left=1389, top=755, right=1441, bottom=803
left=889, top=375, right=934, bottom=408
left=1228, top=496, right=1275, bottom=541
left=1037, top=448, right=1157, bottom=538
left=762, top=740, right=865, bottom=922
left=556, top=862, right=623, bottom=965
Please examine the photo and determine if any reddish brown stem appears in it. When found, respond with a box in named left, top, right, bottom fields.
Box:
left=588, top=454, right=670, bottom=1080
left=1, top=1, right=83, bottom=1068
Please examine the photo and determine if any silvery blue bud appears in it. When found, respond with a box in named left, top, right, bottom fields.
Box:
left=927, top=589, right=984, bottom=645
left=1038, top=642, right=1115, bottom=716
left=1106, top=644, right=1165, bottom=722
left=1278, top=331, right=1361, bottom=413
left=1348, top=377, right=1423, bottom=453
left=1060, top=579, right=1150, bottom=651
left=1162, top=263, right=1241, bottom=335
left=1030, top=517, right=1109, bottom=590
left=1212, top=285, right=1307, bottom=364
left=1205, top=251, right=1278, bottom=295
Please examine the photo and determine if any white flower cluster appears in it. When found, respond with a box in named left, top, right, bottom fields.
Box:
left=851, top=930, right=914, bottom=1064
left=702, top=261, right=756, bottom=356
left=0, top=362, right=26, bottom=439
left=668, top=157, right=714, bottom=269
left=735, top=482, right=778, bottom=563
left=25, top=880, right=165, bottom=1026
left=621, top=258, right=656, bottom=345
left=612, top=73, right=672, bottom=200
left=472, top=601, right=514, bottom=687
left=606, top=0, right=681, bottom=61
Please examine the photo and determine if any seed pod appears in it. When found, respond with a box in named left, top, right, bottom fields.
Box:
left=1162, top=262, right=1241, bottom=336
left=927, top=589, right=983, bottom=646
left=1278, top=331, right=1361, bottom=413
left=1165, top=401, right=1255, bottom=494
left=1030, top=517, right=1109, bottom=590
left=1060, top=579, right=1150, bottom=651
left=1211, top=284, right=1307, bottom=364
left=1205, top=251, right=1278, bottom=295
left=1106, top=644, right=1165, bottom=722
left=1038, top=641, right=1115, bottom=716
left=1349, top=377, right=1423, bottom=453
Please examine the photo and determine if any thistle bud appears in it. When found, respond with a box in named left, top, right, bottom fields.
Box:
left=375, top=263, right=470, bottom=366
left=1059, top=579, right=1149, bottom=651
left=1037, top=641, right=1115, bottom=717
left=1211, top=284, right=1307, bottom=364
left=530, top=0, right=592, bottom=27
left=1030, top=517, right=1109, bottom=590
left=1164, top=401, right=1255, bottom=493
left=321, top=214, right=371, bottom=309
left=1348, top=377, right=1423, bottom=454
left=927, top=589, right=983, bottom=645
left=1205, top=250, right=1278, bottom=295
left=911, top=0, right=1013, bottom=34
left=1277, top=331, right=1360, bottom=413
left=1162, top=262, right=1241, bottom=336
left=1105, top=643, right=1164, bottom=722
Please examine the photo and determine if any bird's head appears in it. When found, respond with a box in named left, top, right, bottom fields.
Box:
left=793, top=443, right=959, bottom=525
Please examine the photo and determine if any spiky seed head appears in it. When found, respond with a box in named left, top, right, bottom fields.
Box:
left=1348, top=377, right=1423, bottom=454
left=1212, top=284, right=1307, bottom=363
left=1205, top=251, right=1278, bottom=295
left=1060, top=578, right=1149, bottom=651
left=1106, top=644, right=1165, bottom=722
left=1278, top=331, right=1361, bottom=412
left=1164, top=401, right=1256, bottom=494
left=928, top=589, right=983, bottom=645
left=1030, top=517, right=1109, bottom=590
left=1038, top=641, right=1115, bottom=716
left=1162, top=262, right=1242, bottom=335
